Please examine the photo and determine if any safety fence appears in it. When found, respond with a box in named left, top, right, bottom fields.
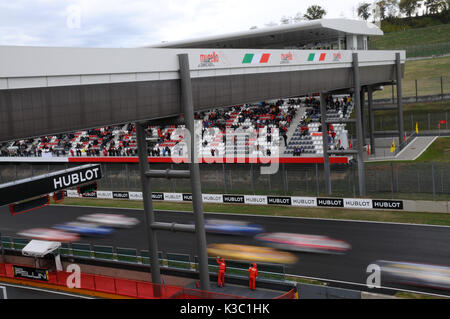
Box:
left=0, top=262, right=258, bottom=299
left=372, top=76, right=449, bottom=101
left=1, top=236, right=287, bottom=283
left=2, top=160, right=448, bottom=201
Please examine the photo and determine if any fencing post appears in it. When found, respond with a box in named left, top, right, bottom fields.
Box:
left=432, top=162, right=436, bottom=201
left=390, top=162, right=394, bottom=199
left=250, top=164, right=255, bottom=195
left=315, top=163, right=320, bottom=197
left=428, top=113, right=431, bottom=130
left=415, top=79, right=418, bottom=103
left=441, top=76, right=444, bottom=100
left=222, top=164, right=227, bottom=193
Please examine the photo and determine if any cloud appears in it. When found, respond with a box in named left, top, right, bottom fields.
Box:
left=0, top=0, right=362, bottom=48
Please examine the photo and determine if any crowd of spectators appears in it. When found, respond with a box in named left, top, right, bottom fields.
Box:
left=0, top=96, right=356, bottom=160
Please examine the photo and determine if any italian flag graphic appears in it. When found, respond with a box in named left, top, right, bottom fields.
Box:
left=307, top=53, right=327, bottom=62
left=242, top=53, right=271, bottom=64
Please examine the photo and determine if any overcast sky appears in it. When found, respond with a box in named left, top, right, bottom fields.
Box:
left=0, top=0, right=370, bottom=48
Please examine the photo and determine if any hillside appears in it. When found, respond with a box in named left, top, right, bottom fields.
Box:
left=369, top=24, right=450, bottom=58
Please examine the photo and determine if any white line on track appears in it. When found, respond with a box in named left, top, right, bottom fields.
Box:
left=0, top=282, right=94, bottom=299
left=53, top=204, right=450, bottom=228
left=0, top=286, right=7, bottom=299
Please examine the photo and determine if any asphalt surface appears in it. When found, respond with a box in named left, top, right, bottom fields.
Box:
left=0, top=204, right=449, bottom=296
left=0, top=283, right=90, bottom=299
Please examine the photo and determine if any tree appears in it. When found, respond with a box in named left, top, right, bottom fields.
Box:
left=373, top=0, right=388, bottom=19
left=424, top=0, right=448, bottom=14
left=399, top=0, right=421, bottom=16
left=280, top=15, right=291, bottom=24
left=385, top=0, right=400, bottom=17
left=304, top=5, right=327, bottom=20
left=358, top=2, right=372, bottom=20
left=292, top=12, right=305, bottom=23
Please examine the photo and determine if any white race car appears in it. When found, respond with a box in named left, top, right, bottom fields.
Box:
left=255, top=232, right=351, bottom=254
left=78, top=213, right=140, bottom=228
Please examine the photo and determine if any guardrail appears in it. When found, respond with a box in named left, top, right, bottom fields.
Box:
left=0, top=262, right=258, bottom=299
left=0, top=236, right=286, bottom=283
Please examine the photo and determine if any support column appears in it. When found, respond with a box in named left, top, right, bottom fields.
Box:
left=352, top=53, right=366, bottom=197
left=320, top=92, right=332, bottom=195
left=396, top=53, right=405, bottom=149
left=136, top=123, right=162, bottom=295
left=367, top=86, right=376, bottom=155
left=360, top=86, right=367, bottom=146
left=178, top=53, right=210, bottom=291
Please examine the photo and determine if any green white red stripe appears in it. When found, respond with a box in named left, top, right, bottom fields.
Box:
left=242, top=53, right=271, bottom=64
left=307, top=53, right=327, bottom=62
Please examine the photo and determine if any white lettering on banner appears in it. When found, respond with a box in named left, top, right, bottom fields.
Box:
left=202, top=194, right=223, bottom=203
left=52, top=168, right=100, bottom=190
left=163, top=193, right=183, bottom=202
left=344, top=198, right=372, bottom=209
left=291, top=197, right=316, bottom=207
left=244, top=195, right=268, bottom=205
left=129, top=192, right=143, bottom=200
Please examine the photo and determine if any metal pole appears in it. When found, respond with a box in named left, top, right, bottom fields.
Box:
left=315, top=163, right=320, bottom=196
left=441, top=76, right=444, bottom=99
left=353, top=53, right=366, bottom=197
left=396, top=53, right=405, bottom=150
left=415, top=79, right=418, bottom=103
left=136, top=123, right=162, bottom=295
left=367, top=86, right=376, bottom=155
left=432, top=162, right=436, bottom=201
left=390, top=162, right=394, bottom=199
left=320, top=92, right=332, bottom=195
left=360, top=87, right=367, bottom=145
left=178, top=53, right=210, bottom=291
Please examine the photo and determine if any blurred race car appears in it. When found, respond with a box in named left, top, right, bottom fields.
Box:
left=53, top=222, right=113, bottom=237
left=255, top=232, right=351, bottom=254
left=207, top=243, right=298, bottom=264
left=17, top=228, right=79, bottom=242
left=204, top=219, right=264, bottom=236
left=78, top=213, right=140, bottom=228
left=376, top=260, right=450, bottom=291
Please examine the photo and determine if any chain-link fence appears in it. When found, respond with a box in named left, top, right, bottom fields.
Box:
left=374, top=111, right=449, bottom=132
left=1, top=162, right=448, bottom=201
left=373, top=76, right=449, bottom=101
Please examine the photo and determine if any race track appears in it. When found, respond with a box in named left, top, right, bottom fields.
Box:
left=0, top=204, right=449, bottom=296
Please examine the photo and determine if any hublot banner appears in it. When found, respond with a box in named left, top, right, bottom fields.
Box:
left=267, top=196, right=291, bottom=206
left=317, top=198, right=344, bottom=207
left=152, top=193, right=164, bottom=200
left=372, top=199, right=403, bottom=210
left=112, top=192, right=129, bottom=199
left=0, top=164, right=102, bottom=206
left=223, top=195, right=245, bottom=204
left=63, top=190, right=405, bottom=211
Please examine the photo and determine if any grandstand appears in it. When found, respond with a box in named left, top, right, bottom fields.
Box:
left=0, top=95, right=353, bottom=161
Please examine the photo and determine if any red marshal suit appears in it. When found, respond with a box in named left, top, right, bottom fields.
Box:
left=216, top=257, right=226, bottom=287
left=248, top=263, right=258, bottom=290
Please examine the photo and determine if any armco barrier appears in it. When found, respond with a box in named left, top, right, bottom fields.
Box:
left=0, top=262, right=257, bottom=299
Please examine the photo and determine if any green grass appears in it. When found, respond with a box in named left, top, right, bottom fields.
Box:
left=415, top=137, right=450, bottom=162
left=54, top=197, right=450, bottom=226
left=370, top=24, right=450, bottom=58
left=373, top=57, right=450, bottom=100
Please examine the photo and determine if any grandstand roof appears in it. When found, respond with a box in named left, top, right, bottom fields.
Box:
left=148, top=19, right=383, bottom=49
